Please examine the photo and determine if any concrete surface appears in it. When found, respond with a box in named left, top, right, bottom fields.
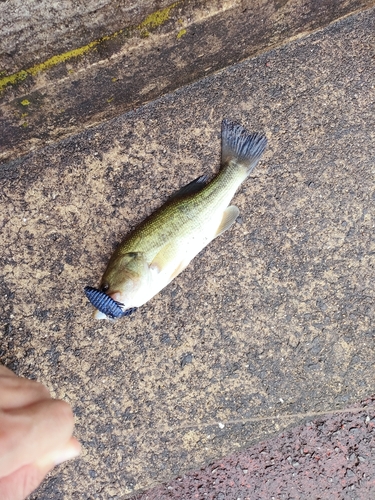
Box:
left=0, top=0, right=173, bottom=75
left=136, top=397, right=375, bottom=499
left=0, top=5, right=374, bottom=499
left=1, top=0, right=374, bottom=164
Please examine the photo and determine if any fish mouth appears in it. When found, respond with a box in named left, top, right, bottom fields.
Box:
left=84, top=286, right=137, bottom=319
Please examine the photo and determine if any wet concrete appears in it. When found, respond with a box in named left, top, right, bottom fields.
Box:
left=1, top=0, right=374, bottom=164
left=0, top=5, right=374, bottom=499
left=1, top=0, right=173, bottom=75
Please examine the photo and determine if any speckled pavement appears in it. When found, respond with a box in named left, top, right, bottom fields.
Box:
left=136, top=397, right=375, bottom=499
left=1, top=6, right=375, bottom=499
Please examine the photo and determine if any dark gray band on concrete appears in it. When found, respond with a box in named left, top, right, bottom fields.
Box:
left=1, top=0, right=374, bottom=165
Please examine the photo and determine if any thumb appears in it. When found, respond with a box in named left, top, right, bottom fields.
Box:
left=0, top=438, right=80, bottom=500
left=0, top=462, right=53, bottom=500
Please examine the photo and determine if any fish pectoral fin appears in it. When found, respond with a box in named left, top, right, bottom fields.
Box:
left=150, top=242, right=176, bottom=272
left=169, top=175, right=208, bottom=200
left=150, top=242, right=189, bottom=282
left=215, top=205, right=240, bottom=237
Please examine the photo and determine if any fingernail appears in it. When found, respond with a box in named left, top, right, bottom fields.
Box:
left=53, top=442, right=81, bottom=466
left=36, top=440, right=81, bottom=468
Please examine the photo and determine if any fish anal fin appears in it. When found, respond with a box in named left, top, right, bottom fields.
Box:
left=170, top=175, right=208, bottom=200
left=216, top=205, right=240, bottom=237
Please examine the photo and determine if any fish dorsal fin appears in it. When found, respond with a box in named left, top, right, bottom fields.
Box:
left=216, top=205, right=240, bottom=237
left=221, top=119, right=267, bottom=174
left=170, top=175, right=209, bottom=200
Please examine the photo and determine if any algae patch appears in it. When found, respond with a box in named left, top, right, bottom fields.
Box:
left=0, top=70, right=28, bottom=91
left=177, top=28, right=187, bottom=39
left=138, top=2, right=179, bottom=36
left=0, top=40, right=105, bottom=92
left=0, top=2, right=180, bottom=93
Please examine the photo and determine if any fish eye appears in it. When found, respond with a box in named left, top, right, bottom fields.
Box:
left=100, top=283, right=109, bottom=292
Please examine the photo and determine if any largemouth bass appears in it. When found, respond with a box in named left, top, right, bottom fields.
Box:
left=85, top=119, right=267, bottom=319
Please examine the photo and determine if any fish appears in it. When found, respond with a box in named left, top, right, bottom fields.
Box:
left=85, top=119, right=267, bottom=320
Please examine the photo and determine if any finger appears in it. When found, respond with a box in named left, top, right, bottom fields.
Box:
left=0, top=438, right=80, bottom=500
left=0, top=399, right=75, bottom=477
left=35, top=436, right=81, bottom=468
left=0, top=365, right=19, bottom=377
left=0, top=462, right=54, bottom=500
left=0, top=374, right=50, bottom=410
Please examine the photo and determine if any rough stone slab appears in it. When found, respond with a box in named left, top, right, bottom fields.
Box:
left=0, top=0, right=173, bottom=75
left=1, top=0, right=375, bottom=164
left=1, top=6, right=375, bottom=499
left=136, top=398, right=375, bottom=498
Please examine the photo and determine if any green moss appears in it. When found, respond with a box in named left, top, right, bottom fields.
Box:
left=138, top=3, right=178, bottom=31
left=0, top=2, right=180, bottom=93
left=0, top=70, right=28, bottom=91
left=0, top=44, right=99, bottom=92
left=21, top=99, right=30, bottom=106
left=27, top=41, right=100, bottom=76
left=177, top=28, right=186, bottom=39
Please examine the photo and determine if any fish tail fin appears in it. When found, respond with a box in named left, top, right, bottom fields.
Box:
left=221, top=119, right=267, bottom=175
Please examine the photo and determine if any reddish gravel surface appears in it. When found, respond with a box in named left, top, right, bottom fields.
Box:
left=136, top=397, right=375, bottom=499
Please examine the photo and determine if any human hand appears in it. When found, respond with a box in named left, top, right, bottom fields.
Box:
left=0, top=365, right=80, bottom=500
